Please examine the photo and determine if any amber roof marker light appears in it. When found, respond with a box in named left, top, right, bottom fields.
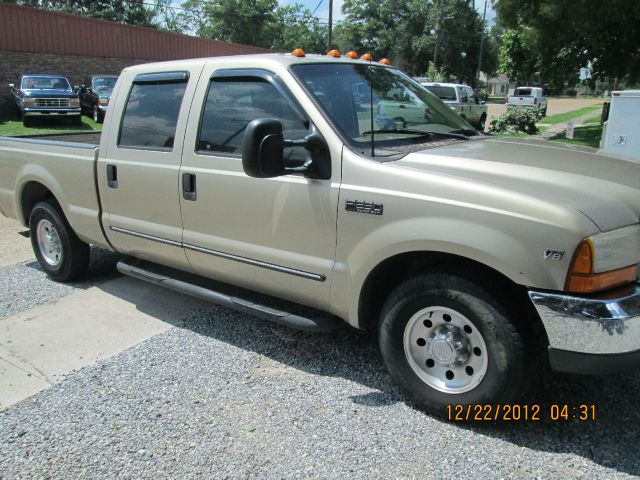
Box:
left=327, top=49, right=341, bottom=57
left=378, top=58, right=391, bottom=65
left=360, top=52, right=373, bottom=61
left=291, top=48, right=306, bottom=57
left=345, top=51, right=358, bottom=59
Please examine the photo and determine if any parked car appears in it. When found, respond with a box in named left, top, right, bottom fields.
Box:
left=1, top=54, right=639, bottom=417
left=599, top=90, right=640, bottom=163
left=507, top=86, right=548, bottom=116
left=78, top=75, right=118, bottom=123
left=420, top=82, right=488, bottom=130
left=377, top=88, right=431, bottom=128
left=8, top=74, right=81, bottom=127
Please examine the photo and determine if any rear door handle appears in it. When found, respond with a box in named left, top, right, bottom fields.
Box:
left=107, top=164, right=118, bottom=188
left=182, top=173, right=196, bottom=201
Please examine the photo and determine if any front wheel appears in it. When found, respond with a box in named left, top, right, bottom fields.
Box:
left=30, top=200, right=90, bottom=281
left=378, top=273, right=527, bottom=416
left=92, top=104, right=102, bottom=123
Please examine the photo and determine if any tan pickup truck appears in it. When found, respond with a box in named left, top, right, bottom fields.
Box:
left=1, top=53, right=639, bottom=416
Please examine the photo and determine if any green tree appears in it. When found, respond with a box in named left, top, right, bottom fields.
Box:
left=335, top=0, right=495, bottom=84
left=13, top=0, right=162, bottom=27
left=494, top=0, right=640, bottom=86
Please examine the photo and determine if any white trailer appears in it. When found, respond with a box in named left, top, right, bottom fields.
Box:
left=599, top=90, right=640, bottom=163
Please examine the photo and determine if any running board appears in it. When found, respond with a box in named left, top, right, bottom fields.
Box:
left=116, top=259, right=341, bottom=332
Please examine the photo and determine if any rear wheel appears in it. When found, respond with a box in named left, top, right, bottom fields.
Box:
left=29, top=200, right=90, bottom=281
left=393, top=117, right=407, bottom=129
left=478, top=114, right=487, bottom=131
left=378, top=273, right=527, bottom=416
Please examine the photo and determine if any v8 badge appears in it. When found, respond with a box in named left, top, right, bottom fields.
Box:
left=544, top=249, right=565, bottom=261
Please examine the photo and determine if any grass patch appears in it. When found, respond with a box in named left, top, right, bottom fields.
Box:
left=492, top=131, right=529, bottom=138
left=0, top=115, right=101, bottom=137
left=550, top=124, right=603, bottom=148
left=543, top=104, right=602, bottom=125
left=583, top=115, right=602, bottom=125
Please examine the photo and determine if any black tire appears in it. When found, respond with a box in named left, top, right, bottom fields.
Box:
left=22, top=115, right=31, bottom=127
left=393, top=117, right=407, bottom=128
left=92, top=104, right=102, bottom=123
left=72, top=115, right=82, bottom=126
left=478, top=114, right=487, bottom=131
left=540, top=107, right=547, bottom=117
left=378, top=273, right=527, bottom=417
left=29, top=200, right=90, bottom=281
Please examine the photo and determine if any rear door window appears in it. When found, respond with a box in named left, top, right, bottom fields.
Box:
left=118, top=72, right=189, bottom=150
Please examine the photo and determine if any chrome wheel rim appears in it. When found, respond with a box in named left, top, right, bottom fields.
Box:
left=36, top=219, right=62, bottom=266
left=403, top=306, right=488, bottom=394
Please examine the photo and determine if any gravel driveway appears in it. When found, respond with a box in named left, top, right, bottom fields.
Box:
left=1, top=254, right=639, bottom=478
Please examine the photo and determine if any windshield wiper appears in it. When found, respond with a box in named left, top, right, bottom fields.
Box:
left=449, top=128, right=479, bottom=136
left=362, top=129, right=431, bottom=136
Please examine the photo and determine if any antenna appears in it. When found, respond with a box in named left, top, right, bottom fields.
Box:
left=369, top=59, right=375, bottom=157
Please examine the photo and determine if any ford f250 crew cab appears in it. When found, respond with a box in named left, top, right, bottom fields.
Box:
left=1, top=53, right=639, bottom=416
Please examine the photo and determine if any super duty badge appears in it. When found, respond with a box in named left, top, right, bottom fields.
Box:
left=345, top=200, right=384, bottom=216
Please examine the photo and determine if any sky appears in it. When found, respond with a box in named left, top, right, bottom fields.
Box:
left=278, top=0, right=496, bottom=26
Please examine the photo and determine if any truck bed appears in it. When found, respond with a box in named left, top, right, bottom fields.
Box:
left=0, top=132, right=106, bottom=247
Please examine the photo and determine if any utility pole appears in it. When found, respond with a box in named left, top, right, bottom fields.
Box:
left=432, top=0, right=441, bottom=74
left=328, top=0, right=333, bottom=51
left=476, top=0, right=487, bottom=86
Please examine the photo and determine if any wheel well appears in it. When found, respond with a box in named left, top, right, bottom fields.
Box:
left=357, top=251, right=542, bottom=339
left=20, top=182, right=58, bottom=225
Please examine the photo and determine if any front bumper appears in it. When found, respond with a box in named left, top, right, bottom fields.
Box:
left=529, top=283, right=640, bottom=374
left=23, top=107, right=81, bottom=116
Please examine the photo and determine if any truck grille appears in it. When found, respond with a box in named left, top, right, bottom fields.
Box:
left=34, top=98, right=71, bottom=107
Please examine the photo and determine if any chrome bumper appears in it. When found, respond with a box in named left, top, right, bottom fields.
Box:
left=528, top=284, right=640, bottom=356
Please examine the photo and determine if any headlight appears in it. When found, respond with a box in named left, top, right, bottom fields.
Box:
left=70, top=98, right=80, bottom=107
left=99, top=97, right=109, bottom=106
left=22, top=97, right=35, bottom=106
left=566, top=224, right=640, bottom=293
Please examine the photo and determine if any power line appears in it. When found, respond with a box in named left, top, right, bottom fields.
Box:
left=311, top=0, right=325, bottom=16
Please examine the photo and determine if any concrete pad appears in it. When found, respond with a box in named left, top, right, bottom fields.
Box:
left=0, top=215, right=33, bottom=268
left=0, top=276, right=210, bottom=409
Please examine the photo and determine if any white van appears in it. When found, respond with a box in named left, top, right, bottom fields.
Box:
left=599, top=90, right=640, bottom=163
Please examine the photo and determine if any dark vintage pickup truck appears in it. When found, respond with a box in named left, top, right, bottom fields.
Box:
left=78, top=75, right=118, bottom=123
left=9, top=74, right=82, bottom=127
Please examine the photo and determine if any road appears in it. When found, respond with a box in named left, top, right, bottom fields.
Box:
left=1, top=211, right=639, bottom=477
left=486, top=97, right=604, bottom=129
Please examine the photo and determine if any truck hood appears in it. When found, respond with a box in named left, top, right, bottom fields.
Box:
left=395, top=136, right=640, bottom=232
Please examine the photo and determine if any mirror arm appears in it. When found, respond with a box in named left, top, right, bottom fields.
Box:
left=284, top=159, right=313, bottom=174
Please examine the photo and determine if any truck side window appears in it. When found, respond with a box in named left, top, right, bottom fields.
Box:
left=458, top=88, right=468, bottom=104
left=197, top=78, right=308, bottom=159
left=118, top=78, right=188, bottom=150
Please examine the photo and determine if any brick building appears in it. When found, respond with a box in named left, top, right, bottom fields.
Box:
left=0, top=3, right=269, bottom=118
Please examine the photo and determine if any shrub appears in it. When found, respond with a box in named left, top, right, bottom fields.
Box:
left=490, top=108, right=539, bottom=135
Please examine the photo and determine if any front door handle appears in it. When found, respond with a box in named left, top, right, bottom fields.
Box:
left=182, top=173, right=196, bottom=201
left=107, top=164, right=118, bottom=188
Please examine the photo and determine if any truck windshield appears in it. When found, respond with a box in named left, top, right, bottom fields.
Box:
left=423, top=85, right=457, bottom=101
left=22, top=76, right=71, bottom=90
left=93, top=76, right=118, bottom=93
left=291, top=63, right=475, bottom=156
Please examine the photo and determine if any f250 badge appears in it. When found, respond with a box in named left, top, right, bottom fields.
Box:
left=345, top=200, right=384, bottom=216
left=544, top=249, right=565, bottom=261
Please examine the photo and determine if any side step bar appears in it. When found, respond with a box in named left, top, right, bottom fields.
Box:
left=116, top=259, right=342, bottom=332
